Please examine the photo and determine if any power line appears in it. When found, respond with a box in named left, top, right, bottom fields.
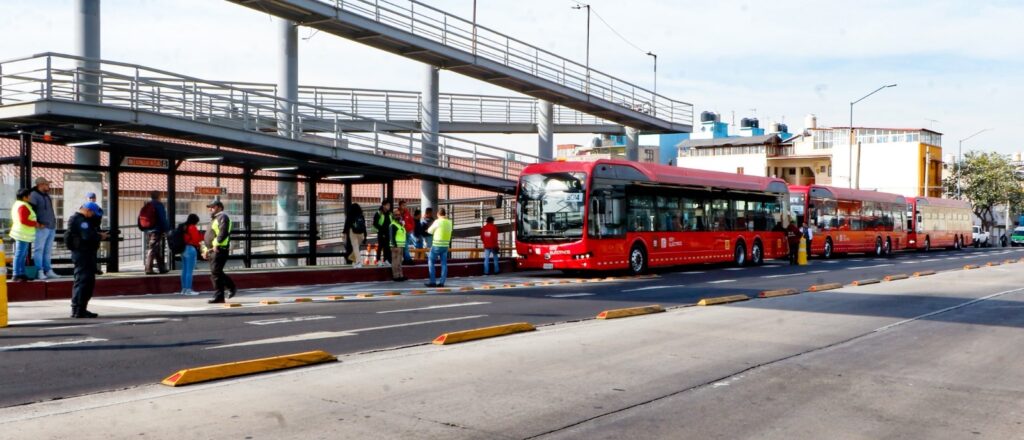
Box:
left=568, top=1, right=649, bottom=55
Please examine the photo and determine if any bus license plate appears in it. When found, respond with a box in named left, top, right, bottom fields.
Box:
left=543, top=263, right=554, bottom=270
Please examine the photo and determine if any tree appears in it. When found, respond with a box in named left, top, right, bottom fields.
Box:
left=943, top=151, right=1024, bottom=229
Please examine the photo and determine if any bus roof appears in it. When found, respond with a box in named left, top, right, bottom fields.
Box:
left=906, top=196, right=972, bottom=210
left=522, top=159, right=789, bottom=193
left=789, top=184, right=907, bottom=205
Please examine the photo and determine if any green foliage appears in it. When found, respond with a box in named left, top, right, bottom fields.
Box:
left=943, top=151, right=1024, bottom=228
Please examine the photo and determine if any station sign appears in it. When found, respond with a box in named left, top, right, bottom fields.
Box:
left=317, top=192, right=341, bottom=201
left=194, top=186, right=228, bottom=196
left=121, top=157, right=168, bottom=169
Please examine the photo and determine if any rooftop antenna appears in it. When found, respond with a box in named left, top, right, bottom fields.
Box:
left=925, top=118, right=940, bottom=129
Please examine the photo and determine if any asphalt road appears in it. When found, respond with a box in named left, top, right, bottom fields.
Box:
left=1, top=246, right=1021, bottom=408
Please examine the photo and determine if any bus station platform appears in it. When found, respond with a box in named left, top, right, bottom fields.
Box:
left=6, top=258, right=515, bottom=302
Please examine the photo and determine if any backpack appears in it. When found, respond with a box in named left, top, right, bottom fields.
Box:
left=138, top=202, right=156, bottom=230
left=168, top=223, right=188, bottom=255
left=353, top=215, right=367, bottom=235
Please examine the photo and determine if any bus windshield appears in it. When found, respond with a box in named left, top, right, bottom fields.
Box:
left=517, top=172, right=587, bottom=242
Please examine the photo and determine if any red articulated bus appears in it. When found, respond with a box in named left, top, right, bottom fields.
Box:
left=788, top=185, right=908, bottom=258
left=515, top=160, right=791, bottom=274
left=905, top=196, right=973, bottom=251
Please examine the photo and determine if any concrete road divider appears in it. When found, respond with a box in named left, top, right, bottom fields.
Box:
left=384, top=291, right=402, bottom=296
left=223, top=303, right=242, bottom=308
left=436, top=288, right=452, bottom=293
left=1005, top=259, right=1017, bottom=265
left=883, top=274, right=909, bottom=281
left=697, top=295, right=750, bottom=306
left=459, top=286, right=475, bottom=291
left=850, top=279, right=880, bottom=286
left=326, top=295, right=345, bottom=301
left=519, top=282, right=535, bottom=287
left=356, top=293, right=374, bottom=298
left=964, top=264, right=980, bottom=270
left=986, top=261, right=1001, bottom=267
left=294, top=298, right=313, bottom=303
left=758, top=288, right=799, bottom=298
left=259, top=300, right=279, bottom=305
left=913, top=270, right=936, bottom=277
left=596, top=305, right=666, bottom=319
left=503, top=283, right=517, bottom=288
left=432, top=322, right=535, bottom=345
left=808, top=283, right=843, bottom=292
left=161, top=350, right=337, bottom=387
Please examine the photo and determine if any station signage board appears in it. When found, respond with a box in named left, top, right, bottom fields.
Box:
left=121, top=157, right=168, bottom=169
left=194, top=186, right=227, bottom=196
left=317, top=193, right=341, bottom=201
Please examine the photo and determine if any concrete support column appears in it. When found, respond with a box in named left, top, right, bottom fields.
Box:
left=625, top=127, right=640, bottom=162
left=74, top=0, right=101, bottom=167
left=276, top=19, right=299, bottom=267
left=420, top=65, right=440, bottom=212
left=537, top=100, right=554, bottom=160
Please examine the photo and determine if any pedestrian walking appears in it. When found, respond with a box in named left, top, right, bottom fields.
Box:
left=389, top=207, right=408, bottom=282
left=786, top=218, right=801, bottom=265
left=139, top=191, right=170, bottom=274
left=398, top=200, right=414, bottom=264
left=801, top=222, right=814, bottom=257
left=425, top=208, right=453, bottom=287
left=29, top=177, right=59, bottom=280
left=481, top=216, right=500, bottom=275
left=202, top=200, right=236, bottom=304
left=178, top=214, right=203, bottom=295
left=67, top=202, right=107, bottom=318
left=9, top=188, right=38, bottom=282
left=372, top=201, right=392, bottom=266
left=343, top=203, right=367, bottom=268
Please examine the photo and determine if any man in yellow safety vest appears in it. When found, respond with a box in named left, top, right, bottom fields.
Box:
left=425, top=208, right=453, bottom=287
left=202, top=200, right=236, bottom=304
left=9, top=188, right=39, bottom=282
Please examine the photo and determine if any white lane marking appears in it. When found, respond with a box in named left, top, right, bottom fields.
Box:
left=681, top=271, right=705, bottom=274
left=623, top=285, right=685, bottom=292
left=848, top=264, right=893, bottom=270
left=850, top=259, right=864, bottom=262
left=208, top=315, right=487, bottom=349
left=546, top=293, right=597, bottom=298
left=875, top=287, right=1024, bottom=333
left=920, top=259, right=940, bottom=263
left=762, top=272, right=807, bottom=279
left=89, top=300, right=208, bottom=313
left=0, top=337, right=108, bottom=352
left=822, top=261, right=839, bottom=264
left=247, top=315, right=336, bottom=326
left=6, top=319, right=55, bottom=326
left=944, top=257, right=958, bottom=260
left=377, top=302, right=490, bottom=314
left=707, top=279, right=736, bottom=284
left=810, top=270, right=830, bottom=274
left=44, top=318, right=181, bottom=330
left=901, top=260, right=922, bottom=264
left=724, top=268, right=745, bottom=271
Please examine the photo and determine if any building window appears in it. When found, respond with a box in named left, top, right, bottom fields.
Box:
left=828, top=166, right=832, bottom=177
left=788, top=168, right=796, bottom=176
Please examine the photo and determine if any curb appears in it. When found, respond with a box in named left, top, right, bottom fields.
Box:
left=883, top=273, right=909, bottom=281
left=326, top=295, right=345, bottom=301
left=596, top=304, right=666, bottom=319
left=459, top=286, right=475, bottom=291
left=808, top=283, right=843, bottom=292
left=223, top=303, right=242, bottom=308
left=964, top=264, right=979, bottom=270
left=294, top=298, right=313, bottom=302
left=758, top=288, right=799, bottom=298
left=161, top=350, right=337, bottom=387
left=697, top=295, right=750, bottom=306
left=850, top=279, right=880, bottom=286
left=432, top=322, right=535, bottom=345
left=912, top=270, right=936, bottom=277
left=259, top=300, right=279, bottom=305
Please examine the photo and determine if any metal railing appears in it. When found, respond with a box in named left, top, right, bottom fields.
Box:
left=294, top=0, right=692, bottom=126
left=0, top=53, right=541, bottom=181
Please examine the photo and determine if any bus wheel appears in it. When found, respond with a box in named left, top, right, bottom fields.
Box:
left=750, top=240, right=764, bottom=266
left=628, top=244, right=648, bottom=275
left=924, top=237, right=931, bottom=252
left=823, top=238, right=834, bottom=259
left=875, top=237, right=883, bottom=256
left=734, top=242, right=747, bottom=266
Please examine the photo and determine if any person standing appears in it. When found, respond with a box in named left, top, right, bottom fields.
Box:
left=202, top=200, right=236, bottom=304
left=480, top=216, right=500, bottom=275
left=372, top=201, right=392, bottom=266
left=343, top=203, right=367, bottom=268
left=179, top=214, right=203, bottom=295
left=388, top=207, right=408, bottom=282
left=139, top=191, right=170, bottom=274
left=425, top=208, right=453, bottom=287
left=67, top=202, right=107, bottom=318
left=29, top=177, right=59, bottom=280
left=801, top=222, right=814, bottom=257
left=786, top=219, right=801, bottom=265
left=9, top=189, right=38, bottom=282
left=419, top=207, right=435, bottom=249
left=398, top=200, right=414, bottom=264
left=85, top=192, right=106, bottom=275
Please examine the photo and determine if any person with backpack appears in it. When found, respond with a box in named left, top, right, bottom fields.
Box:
left=172, top=214, right=203, bottom=295
left=480, top=216, right=500, bottom=275
left=372, top=201, right=392, bottom=266
left=67, top=202, right=107, bottom=318
left=9, top=188, right=38, bottom=282
left=343, top=203, right=366, bottom=268
left=138, top=191, right=170, bottom=275
left=388, top=206, right=408, bottom=282
left=29, top=177, right=59, bottom=280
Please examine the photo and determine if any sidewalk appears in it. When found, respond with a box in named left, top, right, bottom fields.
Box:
left=2, top=264, right=1022, bottom=439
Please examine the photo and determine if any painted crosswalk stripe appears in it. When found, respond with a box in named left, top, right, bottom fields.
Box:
left=0, top=337, right=108, bottom=352
left=208, top=315, right=488, bottom=349
left=377, top=302, right=490, bottom=314
left=546, top=293, right=597, bottom=298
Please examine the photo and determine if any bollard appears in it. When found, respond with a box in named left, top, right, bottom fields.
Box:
left=0, top=242, right=7, bottom=328
left=797, top=237, right=808, bottom=266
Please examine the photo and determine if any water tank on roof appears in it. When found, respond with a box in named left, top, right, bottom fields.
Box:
left=591, top=136, right=602, bottom=148
left=700, top=111, right=719, bottom=123
left=750, top=118, right=759, bottom=128
left=779, top=123, right=789, bottom=133
left=770, top=122, right=781, bottom=133
left=740, top=118, right=752, bottom=128
left=804, top=114, right=817, bottom=130
left=1015, top=152, right=1022, bottom=162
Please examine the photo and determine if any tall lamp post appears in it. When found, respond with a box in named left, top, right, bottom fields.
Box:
left=571, top=3, right=591, bottom=93
left=849, top=83, right=897, bottom=188
left=957, top=128, right=992, bottom=198
left=646, top=51, right=657, bottom=116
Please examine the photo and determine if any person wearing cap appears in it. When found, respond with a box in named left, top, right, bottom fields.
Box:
left=139, top=191, right=170, bottom=275
left=9, top=188, right=38, bottom=282
left=29, top=176, right=59, bottom=280
left=67, top=202, right=108, bottom=318
left=85, top=191, right=105, bottom=275
left=202, top=200, right=236, bottom=303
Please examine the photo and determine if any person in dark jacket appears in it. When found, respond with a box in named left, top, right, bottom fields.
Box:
left=140, top=191, right=170, bottom=274
left=29, top=177, right=59, bottom=280
left=202, top=200, right=236, bottom=304
left=343, top=203, right=367, bottom=267
left=786, top=219, right=801, bottom=265
left=372, top=201, right=392, bottom=266
left=68, top=202, right=108, bottom=318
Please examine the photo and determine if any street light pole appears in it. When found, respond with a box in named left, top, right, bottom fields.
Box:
left=646, top=51, right=657, bottom=96
left=848, top=83, right=897, bottom=188
left=957, top=128, right=993, bottom=198
left=572, top=3, right=591, bottom=93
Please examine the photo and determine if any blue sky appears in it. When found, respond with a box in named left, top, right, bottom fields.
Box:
left=2, top=0, right=1020, bottom=155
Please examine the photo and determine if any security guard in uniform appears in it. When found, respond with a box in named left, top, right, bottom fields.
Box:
left=68, top=202, right=107, bottom=318
left=202, top=200, right=236, bottom=303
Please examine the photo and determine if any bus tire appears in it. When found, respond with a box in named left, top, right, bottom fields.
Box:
left=628, top=243, right=648, bottom=275
left=734, top=241, right=747, bottom=267
left=924, top=236, right=931, bottom=252
left=823, top=238, right=834, bottom=259
left=750, top=240, right=764, bottom=266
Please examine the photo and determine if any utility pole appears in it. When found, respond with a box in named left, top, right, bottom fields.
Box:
left=957, top=128, right=993, bottom=198
left=571, top=3, right=591, bottom=93
left=848, top=83, right=897, bottom=188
